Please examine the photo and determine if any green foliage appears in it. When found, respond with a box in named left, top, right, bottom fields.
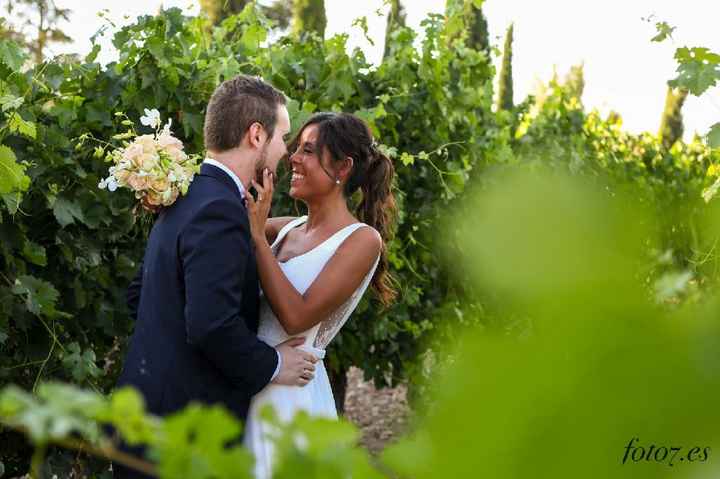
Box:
left=651, top=22, right=720, bottom=193
left=0, top=382, right=385, bottom=478
left=4, top=170, right=720, bottom=478
left=384, top=170, right=720, bottom=479
left=497, top=67, right=720, bottom=313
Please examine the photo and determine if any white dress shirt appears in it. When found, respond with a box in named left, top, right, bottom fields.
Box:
left=203, top=158, right=282, bottom=382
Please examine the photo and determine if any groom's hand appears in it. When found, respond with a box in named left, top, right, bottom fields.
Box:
left=273, top=337, right=319, bottom=387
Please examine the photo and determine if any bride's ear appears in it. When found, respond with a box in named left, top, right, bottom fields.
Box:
left=339, top=156, right=353, bottom=181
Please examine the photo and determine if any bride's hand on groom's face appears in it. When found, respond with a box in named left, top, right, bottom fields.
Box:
left=246, top=168, right=275, bottom=244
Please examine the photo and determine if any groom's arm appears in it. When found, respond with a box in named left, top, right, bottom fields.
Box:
left=180, top=198, right=279, bottom=394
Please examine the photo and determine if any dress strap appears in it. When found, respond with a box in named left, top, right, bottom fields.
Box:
left=271, top=216, right=308, bottom=249
left=324, top=223, right=372, bottom=253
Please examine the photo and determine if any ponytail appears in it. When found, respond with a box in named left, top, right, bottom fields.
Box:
left=357, top=145, right=397, bottom=305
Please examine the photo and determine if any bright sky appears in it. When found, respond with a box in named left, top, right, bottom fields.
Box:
left=38, top=0, right=720, bottom=139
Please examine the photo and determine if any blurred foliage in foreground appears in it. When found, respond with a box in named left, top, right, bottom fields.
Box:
left=3, top=168, right=720, bottom=478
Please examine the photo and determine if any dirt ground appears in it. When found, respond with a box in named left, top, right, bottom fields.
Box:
left=343, top=367, right=412, bottom=455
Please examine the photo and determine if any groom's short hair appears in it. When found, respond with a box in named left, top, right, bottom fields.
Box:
left=203, top=75, right=286, bottom=152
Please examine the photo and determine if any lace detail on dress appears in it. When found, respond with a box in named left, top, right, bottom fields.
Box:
left=313, top=254, right=379, bottom=349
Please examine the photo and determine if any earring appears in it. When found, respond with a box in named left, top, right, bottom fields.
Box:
left=335, top=178, right=341, bottom=184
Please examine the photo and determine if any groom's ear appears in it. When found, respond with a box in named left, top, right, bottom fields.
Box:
left=247, top=122, right=267, bottom=148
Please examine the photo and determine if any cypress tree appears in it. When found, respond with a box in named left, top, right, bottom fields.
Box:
left=292, top=0, right=327, bottom=39
left=659, top=86, right=689, bottom=149
left=199, top=0, right=251, bottom=25
left=496, top=23, right=514, bottom=111
left=444, top=0, right=489, bottom=54
left=466, top=1, right=490, bottom=54
left=383, top=0, right=407, bottom=60
left=565, top=63, right=585, bottom=101
left=200, top=0, right=291, bottom=29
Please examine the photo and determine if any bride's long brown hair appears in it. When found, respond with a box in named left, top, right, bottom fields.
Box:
left=288, top=112, right=397, bottom=305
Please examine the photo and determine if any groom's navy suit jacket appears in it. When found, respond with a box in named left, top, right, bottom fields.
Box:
left=116, top=163, right=278, bottom=427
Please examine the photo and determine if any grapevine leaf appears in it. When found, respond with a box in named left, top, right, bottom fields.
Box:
left=670, top=47, right=720, bottom=96
left=7, top=112, right=37, bottom=139
left=11, top=275, right=61, bottom=318
left=22, top=241, right=47, bottom=266
left=0, top=40, right=27, bottom=71
left=52, top=197, right=84, bottom=227
left=0, top=145, right=30, bottom=194
left=651, top=22, right=675, bottom=43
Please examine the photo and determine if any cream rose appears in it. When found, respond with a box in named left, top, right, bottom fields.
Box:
left=127, top=173, right=150, bottom=191
left=150, top=176, right=170, bottom=192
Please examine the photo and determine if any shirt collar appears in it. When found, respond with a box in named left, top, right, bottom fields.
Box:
left=203, top=158, right=246, bottom=199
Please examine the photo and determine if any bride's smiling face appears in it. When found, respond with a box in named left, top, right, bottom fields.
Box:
left=288, top=124, right=337, bottom=201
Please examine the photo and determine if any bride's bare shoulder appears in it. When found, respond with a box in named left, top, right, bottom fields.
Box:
left=266, top=216, right=300, bottom=244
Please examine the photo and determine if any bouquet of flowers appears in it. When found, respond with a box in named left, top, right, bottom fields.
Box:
left=98, top=108, right=200, bottom=212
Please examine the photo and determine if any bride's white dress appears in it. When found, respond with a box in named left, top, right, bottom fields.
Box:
left=243, top=215, right=380, bottom=479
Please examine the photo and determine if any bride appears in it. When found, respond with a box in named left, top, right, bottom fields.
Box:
left=243, top=112, right=397, bottom=478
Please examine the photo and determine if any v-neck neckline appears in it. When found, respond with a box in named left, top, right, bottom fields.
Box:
left=274, top=217, right=363, bottom=265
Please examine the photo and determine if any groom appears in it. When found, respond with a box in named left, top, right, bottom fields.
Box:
left=114, top=75, right=317, bottom=478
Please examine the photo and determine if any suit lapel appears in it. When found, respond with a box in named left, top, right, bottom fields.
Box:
left=199, top=163, right=245, bottom=203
